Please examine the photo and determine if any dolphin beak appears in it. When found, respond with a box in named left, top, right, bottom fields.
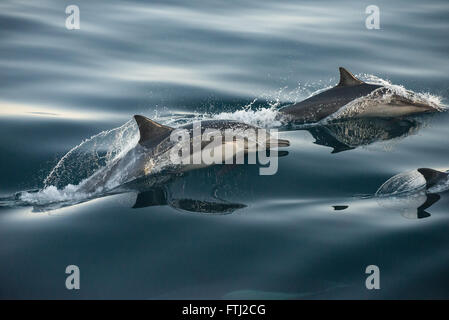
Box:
left=393, top=95, right=439, bottom=113
left=410, top=100, right=436, bottom=112
left=421, top=102, right=438, bottom=112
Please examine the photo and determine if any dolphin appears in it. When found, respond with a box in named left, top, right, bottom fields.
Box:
left=375, top=168, right=448, bottom=219
left=280, top=67, right=438, bottom=123
left=77, top=115, right=290, bottom=194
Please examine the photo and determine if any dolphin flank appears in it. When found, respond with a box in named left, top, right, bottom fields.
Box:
left=279, top=67, right=438, bottom=123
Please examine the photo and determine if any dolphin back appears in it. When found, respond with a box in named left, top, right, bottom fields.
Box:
left=280, top=67, right=381, bottom=123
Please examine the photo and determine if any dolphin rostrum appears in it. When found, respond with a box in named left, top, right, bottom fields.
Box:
left=77, top=115, right=289, bottom=194
left=280, top=67, right=438, bottom=123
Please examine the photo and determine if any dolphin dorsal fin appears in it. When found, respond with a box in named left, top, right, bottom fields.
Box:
left=417, top=168, right=448, bottom=188
left=134, top=115, right=173, bottom=148
left=337, top=67, right=364, bottom=87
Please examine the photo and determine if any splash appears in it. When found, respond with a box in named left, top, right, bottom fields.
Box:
left=212, top=106, right=282, bottom=128
left=375, top=170, right=426, bottom=196
left=44, top=119, right=139, bottom=189
left=376, top=169, right=449, bottom=198
left=19, top=185, right=91, bottom=205
left=152, top=82, right=334, bottom=129
left=149, top=101, right=284, bottom=128
left=12, top=120, right=140, bottom=207
left=374, top=169, right=449, bottom=219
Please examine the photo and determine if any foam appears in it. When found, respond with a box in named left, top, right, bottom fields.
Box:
left=19, top=185, right=91, bottom=205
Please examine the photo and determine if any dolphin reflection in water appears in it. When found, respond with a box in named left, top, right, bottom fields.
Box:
left=290, top=117, right=424, bottom=154
left=119, top=153, right=283, bottom=215
left=6, top=162, right=284, bottom=214
left=124, top=176, right=246, bottom=215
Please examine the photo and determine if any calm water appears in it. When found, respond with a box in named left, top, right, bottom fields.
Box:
left=1, top=0, right=449, bottom=299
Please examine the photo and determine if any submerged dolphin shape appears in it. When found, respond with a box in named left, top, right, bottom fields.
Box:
left=9, top=165, right=250, bottom=213
left=78, top=115, right=289, bottom=194
left=375, top=168, right=449, bottom=219
left=280, top=67, right=438, bottom=123
left=131, top=187, right=246, bottom=214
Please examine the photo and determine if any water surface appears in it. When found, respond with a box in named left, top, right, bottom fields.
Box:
left=1, top=0, right=449, bottom=299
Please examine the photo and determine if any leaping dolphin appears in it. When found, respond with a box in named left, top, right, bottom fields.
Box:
left=280, top=67, right=439, bottom=123
left=77, top=115, right=290, bottom=194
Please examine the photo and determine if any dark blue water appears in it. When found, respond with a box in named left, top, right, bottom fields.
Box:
left=1, top=0, right=449, bottom=299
